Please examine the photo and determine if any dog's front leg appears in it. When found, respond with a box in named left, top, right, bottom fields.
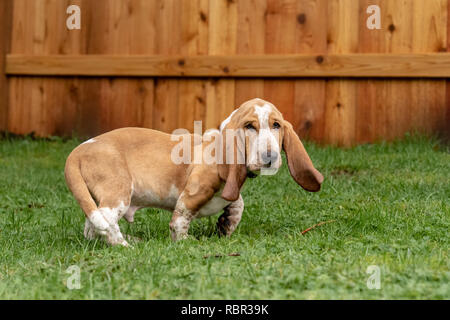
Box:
left=169, top=171, right=217, bottom=241
left=169, top=205, right=195, bottom=241
left=217, top=193, right=244, bottom=237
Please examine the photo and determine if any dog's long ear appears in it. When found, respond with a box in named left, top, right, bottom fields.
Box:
left=282, top=121, right=323, bottom=192
left=218, top=128, right=247, bottom=201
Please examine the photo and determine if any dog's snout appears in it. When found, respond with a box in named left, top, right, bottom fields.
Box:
left=261, top=151, right=278, bottom=165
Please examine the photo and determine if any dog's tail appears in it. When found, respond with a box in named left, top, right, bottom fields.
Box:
left=64, top=153, right=98, bottom=217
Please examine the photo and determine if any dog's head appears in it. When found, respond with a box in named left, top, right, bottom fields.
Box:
left=218, top=98, right=324, bottom=201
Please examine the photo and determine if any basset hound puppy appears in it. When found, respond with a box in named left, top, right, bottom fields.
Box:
left=65, top=98, right=323, bottom=246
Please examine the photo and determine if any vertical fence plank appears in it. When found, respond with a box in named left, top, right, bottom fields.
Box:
left=99, top=0, right=134, bottom=132
left=177, top=0, right=209, bottom=133
left=235, top=0, right=266, bottom=107
left=294, top=0, right=327, bottom=142
left=8, top=0, right=23, bottom=134
left=264, top=0, right=297, bottom=123
left=384, top=0, right=413, bottom=141
left=153, top=0, right=181, bottom=133
left=324, top=0, right=359, bottom=146
left=8, top=0, right=33, bottom=135
left=0, top=0, right=12, bottom=132
left=130, top=0, right=157, bottom=131
left=411, top=0, right=447, bottom=136
left=74, top=0, right=109, bottom=137
left=37, top=1, right=60, bottom=136
left=206, top=0, right=237, bottom=129
left=39, top=0, right=85, bottom=137
left=356, top=0, right=385, bottom=143
left=32, top=0, right=52, bottom=136
left=50, top=0, right=83, bottom=137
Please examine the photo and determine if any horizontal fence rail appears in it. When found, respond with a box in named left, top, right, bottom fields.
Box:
left=6, top=54, right=450, bottom=78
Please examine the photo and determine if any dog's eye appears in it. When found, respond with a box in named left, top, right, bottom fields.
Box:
left=273, top=122, right=281, bottom=129
left=245, top=123, right=256, bottom=130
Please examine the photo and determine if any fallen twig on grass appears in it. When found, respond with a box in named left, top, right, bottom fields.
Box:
left=203, top=252, right=241, bottom=259
left=301, top=220, right=336, bottom=235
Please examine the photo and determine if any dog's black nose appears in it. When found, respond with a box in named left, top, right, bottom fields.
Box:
left=262, top=151, right=278, bottom=166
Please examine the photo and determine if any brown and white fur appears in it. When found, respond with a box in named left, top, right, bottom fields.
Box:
left=65, top=98, right=324, bottom=246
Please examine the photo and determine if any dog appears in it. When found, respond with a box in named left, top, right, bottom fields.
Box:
left=65, top=98, right=323, bottom=246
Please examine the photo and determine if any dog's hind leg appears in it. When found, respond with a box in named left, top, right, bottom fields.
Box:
left=66, top=146, right=133, bottom=246
left=94, top=199, right=131, bottom=246
left=86, top=172, right=133, bottom=246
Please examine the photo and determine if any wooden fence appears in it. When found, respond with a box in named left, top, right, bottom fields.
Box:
left=1, top=0, right=449, bottom=146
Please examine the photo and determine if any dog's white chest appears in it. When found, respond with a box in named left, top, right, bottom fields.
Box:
left=197, top=195, right=230, bottom=217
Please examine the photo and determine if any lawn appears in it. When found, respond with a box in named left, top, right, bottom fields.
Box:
left=0, top=134, right=448, bottom=299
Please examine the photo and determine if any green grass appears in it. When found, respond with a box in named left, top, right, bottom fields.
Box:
left=0, top=134, right=448, bottom=299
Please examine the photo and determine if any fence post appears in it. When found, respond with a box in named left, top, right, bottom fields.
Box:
left=0, top=0, right=12, bottom=132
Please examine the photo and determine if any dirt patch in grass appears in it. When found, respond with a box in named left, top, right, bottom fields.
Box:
left=330, top=166, right=358, bottom=177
